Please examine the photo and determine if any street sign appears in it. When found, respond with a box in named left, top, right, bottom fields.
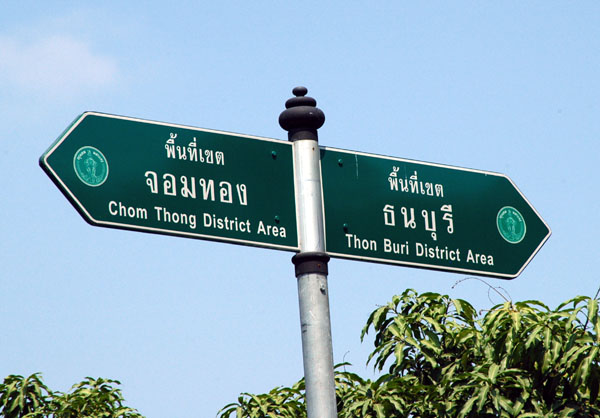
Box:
left=320, top=147, right=551, bottom=279
left=40, top=112, right=299, bottom=251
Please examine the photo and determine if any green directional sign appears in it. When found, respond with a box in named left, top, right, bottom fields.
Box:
left=320, top=147, right=551, bottom=279
left=40, top=112, right=298, bottom=251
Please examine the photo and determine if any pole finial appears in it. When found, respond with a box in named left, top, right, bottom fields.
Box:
left=279, top=86, right=325, bottom=142
left=293, top=86, right=308, bottom=97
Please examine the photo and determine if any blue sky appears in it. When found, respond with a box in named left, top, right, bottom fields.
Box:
left=1, top=2, right=599, bottom=417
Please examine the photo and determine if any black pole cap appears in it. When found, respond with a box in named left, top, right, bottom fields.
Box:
left=279, top=86, right=325, bottom=142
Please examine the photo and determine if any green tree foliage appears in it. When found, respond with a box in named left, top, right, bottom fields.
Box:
left=218, top=289, right=600, bottom=417
left=0, top=374, right=51, bottom=418
left=44, top=377, right=144, bottom=418
left=218, top=384, right=305, bottom=418
left=0, top=375, right=143, bottom=418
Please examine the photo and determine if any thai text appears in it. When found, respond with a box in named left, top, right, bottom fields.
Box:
left=145, top=170, right=248, bottom=206
left=388, top=167, right=444, bottom=198
left=165, top=133, right=225, bottom=165
left=383, top=203, right=454, bottom=241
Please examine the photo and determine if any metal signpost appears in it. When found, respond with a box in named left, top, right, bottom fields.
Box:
left=279, top=88, right=337, bottom=418
left=40, top=88, right=550, bottom=418
left=321, top=147, right=551, bottom=279
left=40, top=112, right=298, bottom=251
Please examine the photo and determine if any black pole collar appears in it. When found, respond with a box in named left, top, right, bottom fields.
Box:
left=291, top=252, right=330, bottom=277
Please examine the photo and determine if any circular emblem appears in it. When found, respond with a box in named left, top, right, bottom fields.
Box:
left=73, top=146, right=109, bottom=187
left=497, top=206, right=526, bottom=244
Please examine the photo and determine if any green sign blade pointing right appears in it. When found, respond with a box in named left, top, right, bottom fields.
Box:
left=320, top=147, right=551, bottom=279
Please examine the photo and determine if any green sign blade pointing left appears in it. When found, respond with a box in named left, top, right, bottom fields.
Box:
left=40, top=112, right=299, bottom=251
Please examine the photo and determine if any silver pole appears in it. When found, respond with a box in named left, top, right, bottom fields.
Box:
left=280, top=87, right=337, bottom=418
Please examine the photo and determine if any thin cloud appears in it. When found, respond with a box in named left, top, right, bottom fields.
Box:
left=0, top=35, right=118, bottom=96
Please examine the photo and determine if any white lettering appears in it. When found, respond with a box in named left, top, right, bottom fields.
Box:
left=154, top=206, right=196, bottom=229
left=383, top=238, right=410, bottom=255
left=415, top=242, right=461, bottom=262
left=466, top=249, right=494, bottom=265
left=108, top=201, right=148, bottom=220
left=203, top=213, right=251, bottom=233
left=257, top=221, right=286, bottom=237
left=344, top=233, right=377, bottom=251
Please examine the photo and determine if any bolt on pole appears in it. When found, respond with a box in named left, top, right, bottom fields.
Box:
left=279, top=87, right=338, bottom=418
